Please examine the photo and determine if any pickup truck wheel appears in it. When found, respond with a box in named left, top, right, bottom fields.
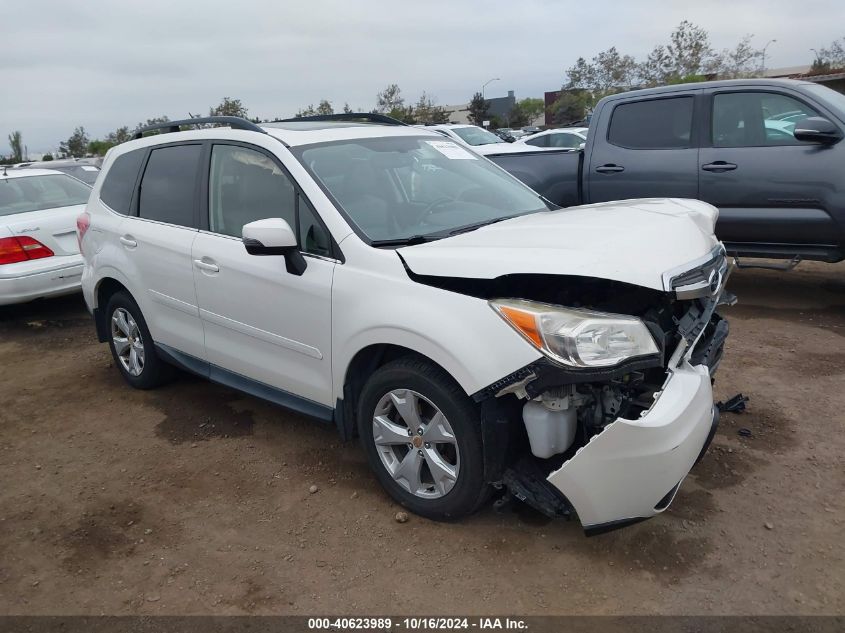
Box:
left=357, top=357, right=489, bottom=520
left=105, top=291, right=172, bottom=390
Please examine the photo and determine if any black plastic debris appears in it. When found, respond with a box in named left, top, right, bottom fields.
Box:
left=738, top=428, right=753, bottom=438
left=717, top=393, right=749, bottom=414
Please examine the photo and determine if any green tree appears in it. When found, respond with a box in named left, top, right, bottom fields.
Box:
left=467, top=92, right=490, bottom=126
left=812, top=37, right=845, bottom=70
left=8, top=131, right=23, bottom=162
left=41, top=154, right=53, bottom=161
left=60, top=127, right=90, bottom=158
left=316, top=99, right=334, bottom=115
left=548, top=89, right=591, bottom=125
left=107, top=126, right=132, bottom=145
left=376, top=84, right=404, bottom=114
left=342, top=103, right=353, bottom=114
left=508, top=98, right=545, bottom=127
left=209, top=97, right=248, bottom=118
left=87, top=139, right=114, bottom=156
left=134, top=116, right=171, bottom=136
left=412, top=92, right=449, bottom=124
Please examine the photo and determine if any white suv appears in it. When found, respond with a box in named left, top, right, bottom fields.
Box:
left=80, top=114, right=731, bottom=533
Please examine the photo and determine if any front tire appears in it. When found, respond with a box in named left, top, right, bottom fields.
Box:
left=357, top=357, right=489, bottom=520
left=105, top=291, right=171, bottom=389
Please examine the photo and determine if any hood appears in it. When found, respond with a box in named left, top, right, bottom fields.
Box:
left=398, top=198, right=720, bottom=291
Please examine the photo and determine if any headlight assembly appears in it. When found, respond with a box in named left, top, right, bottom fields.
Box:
left=490, top=298, right=659, bottom=368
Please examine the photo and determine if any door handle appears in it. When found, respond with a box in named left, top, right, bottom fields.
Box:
left=595, top=164, right=625, bottom=173
left=119, top=236, right=137, bottom=248
left=193, top=259, right=219, bottom=273
left=701, top=161, right=738, bottom=172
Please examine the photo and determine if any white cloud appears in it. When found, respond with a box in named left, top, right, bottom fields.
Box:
left=0, top=0, right=841, bottom=154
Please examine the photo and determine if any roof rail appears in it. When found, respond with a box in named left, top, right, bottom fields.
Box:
left=272, top=112, right=407, bottom=126
left=133, top=116, right=266, bottom=139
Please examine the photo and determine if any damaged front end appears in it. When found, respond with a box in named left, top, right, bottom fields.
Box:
left=471, top=245, right=733, bottom=533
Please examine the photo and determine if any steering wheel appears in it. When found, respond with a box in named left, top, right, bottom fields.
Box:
left=417, top=197, right=453, bottom=223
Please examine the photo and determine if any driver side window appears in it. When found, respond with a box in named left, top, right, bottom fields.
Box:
left=208, top=144, right=296, bottom=238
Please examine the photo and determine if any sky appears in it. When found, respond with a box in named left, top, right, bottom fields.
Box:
left=1, top=0, right=842, bottom=156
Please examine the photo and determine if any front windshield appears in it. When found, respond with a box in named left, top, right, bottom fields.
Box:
left=0, top=173, right=91, bottom=217
left=451, top=126, right=504, bottom=146
left=295, top=136, right=548, bottom=243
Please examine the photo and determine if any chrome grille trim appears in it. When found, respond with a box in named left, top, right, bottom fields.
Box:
left=662, top=245, right=729, bottom=299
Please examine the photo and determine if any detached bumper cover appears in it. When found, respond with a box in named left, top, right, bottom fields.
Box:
left=546, top=361, right=714, bottom=529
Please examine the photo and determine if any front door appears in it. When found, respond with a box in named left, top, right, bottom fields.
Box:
left=698, top=88, right=840, bottom=248
left=191, top=142, right=336, bottom=408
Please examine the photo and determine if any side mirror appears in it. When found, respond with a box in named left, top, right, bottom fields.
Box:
left=242, top=218, right=307, bottom=275
left=793, top=117, right=843, bottom=144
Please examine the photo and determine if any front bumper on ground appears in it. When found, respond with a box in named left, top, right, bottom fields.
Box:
left=0, top=256, right=84, bottom=306
left=546, top=360, right=714, bottom=531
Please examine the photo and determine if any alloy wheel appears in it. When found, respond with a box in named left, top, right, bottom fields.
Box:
left=371, top=389, right=460, bottom=499
left=111, top=307, right=145, bottom=377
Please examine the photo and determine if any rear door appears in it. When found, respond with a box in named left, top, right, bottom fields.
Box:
left=585, top=94, right=700, bottom=203
left=119, top=143, right=206, bottom=360
left=698, top=87, right=840, bottom=250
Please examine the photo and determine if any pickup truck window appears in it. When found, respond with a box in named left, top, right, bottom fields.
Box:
left=712, top=91, right=820, bottom=147
left=608, top=97, right=693, bottom=149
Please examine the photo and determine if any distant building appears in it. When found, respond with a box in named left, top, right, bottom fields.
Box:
left=443, top=89, right=543, bottom=128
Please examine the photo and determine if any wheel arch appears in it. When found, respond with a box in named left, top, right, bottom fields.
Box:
left=93, top=274, right=135, bottom=342
left=336, top=342, right=464, bottom=442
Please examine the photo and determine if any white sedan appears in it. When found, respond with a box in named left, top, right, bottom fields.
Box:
left=0, top=168, right=90, bottom=305
left=518, top=127, right=589, bottom=149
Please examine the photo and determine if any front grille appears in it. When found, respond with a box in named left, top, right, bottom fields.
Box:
left=663, top=245, right=728, bottom=299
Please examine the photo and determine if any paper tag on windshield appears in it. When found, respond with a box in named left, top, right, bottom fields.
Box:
left=425, top=140, right=476, bottom=160
left=81, top=166, right=98, bottom=171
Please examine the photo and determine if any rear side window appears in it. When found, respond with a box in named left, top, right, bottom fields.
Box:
left=138, top=145, right=201, bottom=226
left=100, top=149, right=145, bottom=214
left=608, top=97, right=694, bottom=149
left=525, top=135, right=549, bottom=147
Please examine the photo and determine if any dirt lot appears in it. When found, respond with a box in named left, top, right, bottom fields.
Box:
left=0, top=262, right=843, bottom=616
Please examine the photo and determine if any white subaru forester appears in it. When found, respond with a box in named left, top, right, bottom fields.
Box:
left=80, top=114, right=731, bottom=534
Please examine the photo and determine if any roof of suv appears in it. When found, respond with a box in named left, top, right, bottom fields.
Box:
left=262, top=120, right=440, bottom=146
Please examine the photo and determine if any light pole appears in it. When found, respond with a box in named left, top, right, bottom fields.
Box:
left=760, top=39, right=776, bottom=73
left=482, top=77, right=500, bottom=101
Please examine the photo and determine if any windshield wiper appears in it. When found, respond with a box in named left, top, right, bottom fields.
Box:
left=448, top=215, right=516, bottom=236
left=370, top=234, right=441, bottom=248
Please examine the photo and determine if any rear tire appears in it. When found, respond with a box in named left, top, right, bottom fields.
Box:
left=105, top=291, right=172, bottom=389
left=357, top=357, right=489, bottom=520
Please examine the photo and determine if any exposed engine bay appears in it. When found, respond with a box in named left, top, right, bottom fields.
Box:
left=408, top=266, right=731, bottom=524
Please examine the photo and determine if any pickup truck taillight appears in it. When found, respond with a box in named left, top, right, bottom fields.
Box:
left=76, top=211, right=91, bottom=253
left=0, top=236, right=55, bottom=265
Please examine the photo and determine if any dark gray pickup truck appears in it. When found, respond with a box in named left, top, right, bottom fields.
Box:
left=487, top=78, right=845, bottom=262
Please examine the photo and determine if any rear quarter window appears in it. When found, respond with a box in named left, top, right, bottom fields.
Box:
left=100, top=149, right=145, bottom=214
left=608, top=96, right=694, bottom=149
left=138, top=144, right=202, bottom=227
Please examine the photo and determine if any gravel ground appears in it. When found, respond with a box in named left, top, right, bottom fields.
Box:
left=0, top=261, right=843, bottom=615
